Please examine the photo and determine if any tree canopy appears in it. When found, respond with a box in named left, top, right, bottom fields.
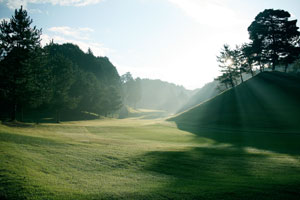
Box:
left=248, top=9, right=300, bottom=71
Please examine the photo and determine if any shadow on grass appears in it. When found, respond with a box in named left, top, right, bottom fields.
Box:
left=140, top=145, right=300, bottom=200
left=2, top=121, right=34, bottom=128
left=0, top=168, right=29, bottom=200
left=0, top=109, right=100, bottom=124
left=0, top=132, right=64, bottom=147
left=175, top=124, right=300, bottom=156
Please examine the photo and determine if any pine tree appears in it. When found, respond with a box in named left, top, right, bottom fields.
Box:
left=0, top=6, right=43, bottom=121
left=248, top=9, right=300, bottom=71
left=216, top=45, right=237, bottom=88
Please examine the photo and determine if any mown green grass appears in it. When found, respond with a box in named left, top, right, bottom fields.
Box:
left=122, top=107, right=169, bottom=119
left=1, top=118, right=300, bottom=199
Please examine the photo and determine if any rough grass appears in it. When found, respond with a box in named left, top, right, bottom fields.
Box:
left=1, top=118, right=300, bottom=199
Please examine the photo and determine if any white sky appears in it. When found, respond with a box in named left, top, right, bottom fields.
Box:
left=1, top=0, right=300, bottom=89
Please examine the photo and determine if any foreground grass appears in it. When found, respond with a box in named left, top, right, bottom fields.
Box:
left=1, top=118, right=300, bottom=199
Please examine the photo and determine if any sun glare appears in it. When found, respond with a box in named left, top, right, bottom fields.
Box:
left=226, top=59, right=233, bottom=66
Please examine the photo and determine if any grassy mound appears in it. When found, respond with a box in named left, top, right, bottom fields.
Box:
left=170, top=71, right=300, bottom=131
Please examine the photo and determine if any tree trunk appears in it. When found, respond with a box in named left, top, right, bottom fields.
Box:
left=21, top=106, right=24, bottom=122
left=11, top=103, right=17, bottom=121
left=249, top=63, right=254, bottom=77
left=240, top=72, right=243, bottom=83
left=228, top=72, right=234, bottom=88
left=230, top=78, right=235, bottom=88
left=285, top=64, right=288, bottom=72
left=259, top=64, right=264, bottom=72
left=56, top=109, right=60, bottom=123
left=259, top=65, right=263, bottom=72
left=272, top=62, right=276, bottom=71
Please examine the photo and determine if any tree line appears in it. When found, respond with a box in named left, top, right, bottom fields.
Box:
left=120, top=72, right=195, bottom=114
left=216, top=9, right=300, bottom=90
left=0, top=7, right=122, bottom=122
left=120, top=72, right=141, bottom=109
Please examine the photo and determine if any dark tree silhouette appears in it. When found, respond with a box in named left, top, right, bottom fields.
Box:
left=281, top=44, right=300, bottom=72
left=0, top=6, right=43, bottom=121
left=46, top=54, right=78, bottom=123
left=231, top=45, right=244, bottom=83
left=44, top=42, right=122, bottom=119
left=248, top=9, right=300, bottom=71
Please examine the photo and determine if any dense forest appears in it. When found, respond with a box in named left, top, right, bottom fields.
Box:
left=0, top=7, right=122, bottom=122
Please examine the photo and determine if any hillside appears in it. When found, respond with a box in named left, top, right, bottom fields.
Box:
left=170, top=72, right=300, bottom=131
left=177, top=81, right=219, bottom=113
left=177, top=72, right=258, bottom=114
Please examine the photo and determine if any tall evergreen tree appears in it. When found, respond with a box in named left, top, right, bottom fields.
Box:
left=216, top=45, right=237, bottom=88
left=0, top=6, right=43, bottom=121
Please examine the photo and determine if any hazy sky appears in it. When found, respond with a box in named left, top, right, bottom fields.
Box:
left=1, top=0, right=300, bottom=89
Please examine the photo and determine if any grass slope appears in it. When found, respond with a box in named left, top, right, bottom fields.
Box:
left=170, top=71, right=300, bottom=131
left=120, top=107, right=169, bottom=119
left=1, top=117, right=300, bottom=199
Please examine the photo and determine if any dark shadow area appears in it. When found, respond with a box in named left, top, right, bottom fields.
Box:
left=139, top=145, right=300, bottom=200
left=2, top=121, right=34, bottom=128
left=176, top=124, right=300, bottom=155
left=170, top=72, right=300, bottom=155
left=0, top=108, right=100, bottom=124
left=0, top=168, right=29, bottom=200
